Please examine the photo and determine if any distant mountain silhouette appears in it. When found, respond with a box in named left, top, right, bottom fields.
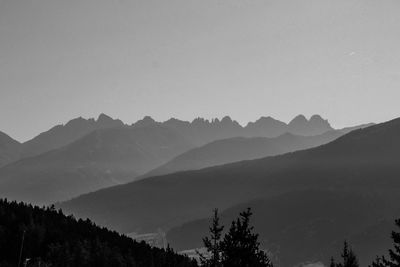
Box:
left=244, top=116, right=288, bottom=137
left=160, top=114, right=334, bottom=145
left=58, top=119, right=400, bottom=265
left=134, top=115, right=158, bottom=128
left=1, top=114, right=334, bottom=165
left=161, top=116, right=243, bottom=145
left=0, top=131, right=21, bottom=167
left=288, top=114, right=332, bottom=136
left=20, top=114, right=124, bottom=158
left=0, top=125, right=194, bottom=204
left=143, top=131, right=344, bottom=178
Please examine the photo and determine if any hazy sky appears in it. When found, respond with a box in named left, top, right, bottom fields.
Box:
left=1, top=0, right=400, bottom=142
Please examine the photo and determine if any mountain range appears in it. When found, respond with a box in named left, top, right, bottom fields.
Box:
left=144, top=114, right=333, bottom=145
left=0, top=114, right=341, bottom=205
left=1, top=114, right=333, bottom=165
left=58, top=118, right=400, bottom=266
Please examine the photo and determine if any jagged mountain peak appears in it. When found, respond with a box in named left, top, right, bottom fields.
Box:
left=64, top=116, right=92, bottom=126
left=97, top=113, right=113, bottom=123
left=134, top=116, right=157, bottom=128
left=309, top=114, right=324, bottom=121
left=289, top=114, right=308, bottom=125
left=221, top=116, right=233, bottom=123
left=247, top=116, right=286, bottom=126
left=288, top=114, right=333, bottom=136
left=96, top=113, right=124, bottom=128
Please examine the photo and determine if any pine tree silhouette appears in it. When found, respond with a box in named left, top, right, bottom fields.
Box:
left=199, top=209, right=224, bottom=267
left=224, top=208, right=272, bottom=267
left=331, top=241, right=359, bottom=267
left=330, top=257, right=337, bottom=267
left=201, top=208, right=272, bottom=267
left=370, top=219, right=400, bottom=267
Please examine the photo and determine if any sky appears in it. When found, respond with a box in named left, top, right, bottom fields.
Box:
left=1, top=0, right=400, bottom=142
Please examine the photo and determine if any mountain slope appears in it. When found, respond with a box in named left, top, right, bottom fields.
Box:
left=59, top=118, right=398, bottom=236
left=144, top=131, right=343, bottom=178
left=0, top=131, right=21, bottom=167
left=21, top=114, right=124, bottom=158
left=0, top=125, right=194, bottom=205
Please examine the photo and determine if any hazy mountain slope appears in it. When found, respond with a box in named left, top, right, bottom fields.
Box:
left=338, top=123, right=375, bottom=134
left=0, top=131, right=21, bottom=167
left=59, top=118, right=399, bottom=236
left=21, top=114, right=124, bottom=158
left=144, top=131, right=343, bottom=178
left=0, top=125, right=194, bottom=205
left=167, top=190, right=398, bottom=267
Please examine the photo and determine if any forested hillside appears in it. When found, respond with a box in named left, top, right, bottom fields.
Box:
left=0, top=199, right=197, bottom=267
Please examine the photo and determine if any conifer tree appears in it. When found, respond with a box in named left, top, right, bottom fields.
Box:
left=331, top=241, right=359, bottom=267
left=201, top=208, right=272, bottom=267
left=385, top=219, right=400, bottom=266
left=200, top=209, right=224, bottom=267
left=370, top=256, right=385, bottom=267
left=330, top=257, right=337, bottom=267
left=370, top=219, right=400, bottom=267
left=220, top=208, right=272, bottom=267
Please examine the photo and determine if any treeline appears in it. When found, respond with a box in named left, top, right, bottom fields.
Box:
left=2, top=198, right=400, bottom=267
left=0, top=199, right=197, bottom=267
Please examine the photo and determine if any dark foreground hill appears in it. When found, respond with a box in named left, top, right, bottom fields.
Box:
left=167, top=190, right=399, bottom=267
left=0, top=199, right=197, bottom=267
left=0, top=125, right=193, bottom=205
left=0, top=131, right=21, bottom=167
